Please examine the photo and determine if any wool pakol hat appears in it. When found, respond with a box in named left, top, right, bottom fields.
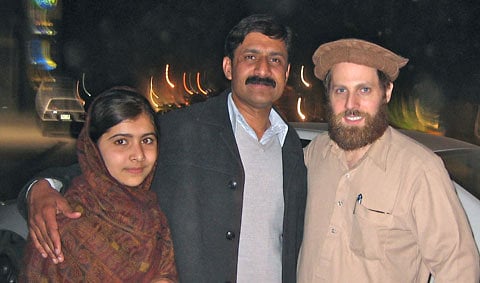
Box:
left=312, top=38, right=409, bottom=81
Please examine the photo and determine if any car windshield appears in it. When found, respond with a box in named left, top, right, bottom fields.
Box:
left=47, top=99, right=84, bottom=111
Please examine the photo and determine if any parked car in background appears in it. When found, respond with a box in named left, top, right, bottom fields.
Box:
left=35, top=78, right=86, bottom=123
left=0, top=122, right=478, bottom=282
left=35, top=77, right=86, bottom=136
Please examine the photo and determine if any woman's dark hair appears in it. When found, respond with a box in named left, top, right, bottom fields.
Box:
left=224, top=14, right=292, bottom=61
left=88, top=86, right=157, bottom=143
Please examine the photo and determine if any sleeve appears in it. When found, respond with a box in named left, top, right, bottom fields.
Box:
left=411, top=159, right=480, bottom=283
left=16, top=163, right=82, bottom=219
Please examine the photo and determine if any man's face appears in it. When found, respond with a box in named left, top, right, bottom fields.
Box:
left=222, top=32, right=290, bottom=112
left=326, top=62, right=393, bottom=150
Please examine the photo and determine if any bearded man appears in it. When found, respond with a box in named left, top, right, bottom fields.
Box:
left=297, top=39, right=479, bottom=283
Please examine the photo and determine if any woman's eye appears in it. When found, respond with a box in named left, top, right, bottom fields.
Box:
left=114, top=139, right=127, bottom=145
left=142, top=137, right=155, bottom=144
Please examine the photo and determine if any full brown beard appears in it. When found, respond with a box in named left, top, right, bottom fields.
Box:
left=327, top=103, right=389, bottom=151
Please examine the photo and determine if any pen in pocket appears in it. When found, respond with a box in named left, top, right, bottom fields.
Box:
left=353, top=193, right=362, bottom=214
left=353, top=194, right=390, bottom=215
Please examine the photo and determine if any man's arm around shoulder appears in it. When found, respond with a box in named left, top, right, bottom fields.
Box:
left=17, top=163, right=82, bottom=263
left=17, top=163, right=81, bottom=218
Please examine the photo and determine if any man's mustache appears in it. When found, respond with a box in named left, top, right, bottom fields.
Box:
left=245, top=76, right=276, bottom=88
left=344, top=109, right=364, bottom=117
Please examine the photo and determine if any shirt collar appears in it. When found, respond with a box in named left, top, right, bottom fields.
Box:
left=364, top=127, right=391, bottom=171
left=325, top=126, right=392, bottom=171
left=227, top=92, right=288, bottom=146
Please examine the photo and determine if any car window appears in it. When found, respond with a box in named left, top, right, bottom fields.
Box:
left=47, top=99, right=84, bottom=111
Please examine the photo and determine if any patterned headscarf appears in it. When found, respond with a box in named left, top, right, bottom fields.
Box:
left=21, top=113, right=177, bottom=282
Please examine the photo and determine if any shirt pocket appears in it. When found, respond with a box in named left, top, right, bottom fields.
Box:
left=350, top=203, right=393, bottom=260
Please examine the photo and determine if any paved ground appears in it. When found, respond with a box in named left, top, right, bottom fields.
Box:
left=0, top=110, right=78, bottom=201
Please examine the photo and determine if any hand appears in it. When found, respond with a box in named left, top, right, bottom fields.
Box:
left=27, top=179, right=81, bottom=264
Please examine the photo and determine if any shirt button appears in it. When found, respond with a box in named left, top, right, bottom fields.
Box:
left=225, top=231, right=235, bottom=240
left=337, top=200, right=343, bottom=207
left=345, top=173, right=350, bottom=178
left=228, top=180, right=237, bottom=190
left=330, top=227, right=337, bottom=234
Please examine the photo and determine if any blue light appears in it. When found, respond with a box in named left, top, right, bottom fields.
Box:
left=35, top=0, right=57, bottom=10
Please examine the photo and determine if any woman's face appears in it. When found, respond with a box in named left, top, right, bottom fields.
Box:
left=97, top=112, right=157, bottom=187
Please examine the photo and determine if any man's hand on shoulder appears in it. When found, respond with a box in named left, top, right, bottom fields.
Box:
left=27, top=179, right=81, bottom=264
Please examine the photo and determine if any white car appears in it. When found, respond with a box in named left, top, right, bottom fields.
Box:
left=34, top=78, right=86, bottom=137
left=35, top=78, right=86, bottom=123
left=0, top=122, right=478, bottom=282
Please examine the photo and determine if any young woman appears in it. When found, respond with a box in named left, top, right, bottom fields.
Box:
left=21, top=87, right=177, bottom=282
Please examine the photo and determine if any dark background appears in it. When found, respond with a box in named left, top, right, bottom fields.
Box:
left=59, top=0, right=480, bottom=99
left=52, top=0, right=480, bottom=143
left=4, top=0, right=480, bottom=114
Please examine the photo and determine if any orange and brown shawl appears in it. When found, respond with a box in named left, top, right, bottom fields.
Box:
left=21, top=126, right=177, bottom=282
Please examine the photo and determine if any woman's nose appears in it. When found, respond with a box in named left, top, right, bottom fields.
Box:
left=129, top=144, right=145, bottom=162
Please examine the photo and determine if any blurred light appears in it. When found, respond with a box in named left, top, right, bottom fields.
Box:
left=165, top=64, right=175, bottom=88
left=183, top=72, right=194, bottom=95
left=149, top=76, right=160, bottom=108
left=297, top=97, right=306, bottom=121
left=31, top=25, right=56, bottom=36
left=81, top=73, right=92, bottom=97
left=196, top=72, right=207, bottom=95
left=29, top=39, right=57, bottom=70
left=388, top=95, right=443, bottom=135
left=29, top=1, right=55, bottom=34
left=35, top=0, right=57, bottom=10
left=75, top=81, right=86, bottom=106
left=301, top=65, right=311, bottom=88
left=414, top=99, right=439, bottom=129
left=30, top=69, right=55, bottom=85
left=29, top=5, right=55, bottom=34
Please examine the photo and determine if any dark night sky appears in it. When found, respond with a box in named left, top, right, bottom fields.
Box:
left=56, top=0, right=480, bottom=105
